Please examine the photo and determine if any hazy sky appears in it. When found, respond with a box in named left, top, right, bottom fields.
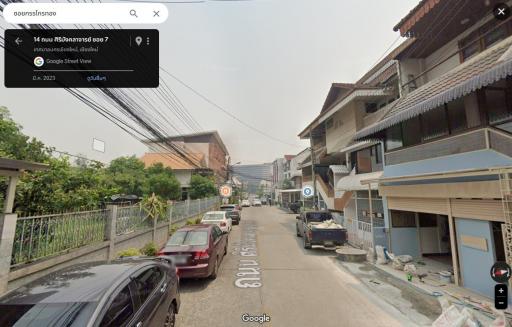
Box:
left=0, top=0, right=418, bottom=164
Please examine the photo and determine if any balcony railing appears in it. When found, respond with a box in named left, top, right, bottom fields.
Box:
left=385, top=127, right=512, bottom=166
left=385, top=128, right=487, bottom=165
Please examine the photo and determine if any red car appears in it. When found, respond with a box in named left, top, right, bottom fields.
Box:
left=158, top=224, right=228, bottom=279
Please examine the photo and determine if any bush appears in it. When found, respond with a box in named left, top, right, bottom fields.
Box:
left=117, top=248, right=141, bottom=258
left=141, top=242, right=158, bottom=256
left=186, top=219, right=195, bottom=225
left=195, top=217, right=202, bottom=224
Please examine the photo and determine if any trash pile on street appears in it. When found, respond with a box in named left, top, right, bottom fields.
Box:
left=432, top=297, right=507, bottom=327
left=373, top=246, right=509, bottom=326
left=311, top=219, right=343, bottom=229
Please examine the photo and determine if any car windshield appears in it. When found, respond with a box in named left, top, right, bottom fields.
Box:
left=306, top=212, right=333, bottom=222
left=202, top=213, right=224, bottom=221
left=167, top=231, right=208, bottom=246
left=0, top=302, right=97, bottom=327
left=220, top=206, right=235, bottom=211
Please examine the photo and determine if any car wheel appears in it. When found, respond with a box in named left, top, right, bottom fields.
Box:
left=303, top=237, right=311, bottom=249
left=210, top=257, right=219, bottom=279
left=164, top=304, right=176, bottom=327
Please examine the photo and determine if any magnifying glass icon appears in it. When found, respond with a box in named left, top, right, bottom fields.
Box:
left=130, top=9, right=138, bottom=18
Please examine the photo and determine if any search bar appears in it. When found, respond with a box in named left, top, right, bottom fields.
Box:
left=3, top=3, right=168, bottom=24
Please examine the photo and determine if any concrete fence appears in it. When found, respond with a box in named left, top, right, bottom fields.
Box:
left=0, top=196, right=220, bottom=294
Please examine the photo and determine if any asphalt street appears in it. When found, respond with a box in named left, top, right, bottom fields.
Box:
left=176, top=206, right=420, bottom=327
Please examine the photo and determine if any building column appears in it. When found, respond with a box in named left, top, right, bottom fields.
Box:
left=368, top=184, right=375, bottom=250
left=105, top=205, right=118, bottom=261
left=0, top=213, right=17, bottom=294
left=0, top=175, right=20, bottom=294
left=447, top=199, right=461, bottom=286
left=3, top=176, right=19, bottom=214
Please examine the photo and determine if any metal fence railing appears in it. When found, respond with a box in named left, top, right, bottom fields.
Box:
left=116, top=205, right=151, bottom=236
left=169, top=196, right=220, bottom=224
left=11, top=209, right=109, bottom=266
left=10, top=196, right=219, bottom=266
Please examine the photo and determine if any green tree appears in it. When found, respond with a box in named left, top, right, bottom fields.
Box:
left=0, top=107, right=51, bottom=162
left=282, top=178, right=293, bottom=190
left=145, top=163, right=181, bottom=200
left=105, top=156, right=147, bottom=196
left=15, top=157, right=119, bottom=214
left=188, top=174, right=217, bottom=199
left=256, top=185, right=265, bottom=197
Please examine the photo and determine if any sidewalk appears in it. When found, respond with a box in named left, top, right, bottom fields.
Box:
left=370, top=260, right=509, bottom=325
left=335, top=259, right=441, bottom=326
left=335, top=253, right=509, bottom=326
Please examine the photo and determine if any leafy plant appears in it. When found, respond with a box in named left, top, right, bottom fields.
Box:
left=141, top=242, right=158, bottom=256
left=140, top=193, right=167, bottom=221
left=117, top=248, right=141, bottom=258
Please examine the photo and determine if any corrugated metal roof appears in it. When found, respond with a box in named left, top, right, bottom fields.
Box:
left=355, top=37, right=512, bottom=140
left=335, top=171, right=382, bottom=191
left=329, top=165, right=349, bottom=175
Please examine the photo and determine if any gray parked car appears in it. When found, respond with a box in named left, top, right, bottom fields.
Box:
left=0, top=257, right=180, bottom=327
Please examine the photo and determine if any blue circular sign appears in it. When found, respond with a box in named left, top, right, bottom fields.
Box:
left=302, top=185, right=313, bottom=198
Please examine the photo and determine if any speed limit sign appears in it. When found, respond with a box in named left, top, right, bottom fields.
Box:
left=219, top=184, right=233, bottom=198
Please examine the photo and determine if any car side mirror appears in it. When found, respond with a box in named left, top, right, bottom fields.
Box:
left=296, top=216, right=301, bottom=220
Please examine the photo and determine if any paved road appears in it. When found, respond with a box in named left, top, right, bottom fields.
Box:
left=176, top=206, right=417, bottom=327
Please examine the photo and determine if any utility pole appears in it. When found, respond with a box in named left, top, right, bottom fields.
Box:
left=309, top=128, right=317, bottom=209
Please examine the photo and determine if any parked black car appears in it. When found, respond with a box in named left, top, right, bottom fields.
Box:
left=0, top=257, right=180, bottom=327
left=220, top=204, right=241, bottom=225
left=289, top=201, right=302, bottom=214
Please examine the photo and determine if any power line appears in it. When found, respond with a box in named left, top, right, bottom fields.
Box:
left=160, top=68, right=303, bottom=148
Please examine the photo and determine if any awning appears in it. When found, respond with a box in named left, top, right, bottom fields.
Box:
left=338, top=141, right=375, bottom=154
left=0, top=157, right=49, bottom=174
left=335, top=171, right=383, bottom=191
left=278, top=189, right=302, bottom=193
left=329, top=165, right=349, bottom=175
left=355, top=37, right=512, bottom=140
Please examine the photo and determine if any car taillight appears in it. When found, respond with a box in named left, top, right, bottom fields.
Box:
left=194, top=250, right=209, bottom=260
left=307, top=230, right=312, bottom=239
left=220, top=222, right=226, bottom=226
left=157, top=249, right=165, bottom=256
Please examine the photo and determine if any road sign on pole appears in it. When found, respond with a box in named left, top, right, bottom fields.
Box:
left=302, top=185, right=314, bottom=198
left=219, top=184, right=233, bottom=198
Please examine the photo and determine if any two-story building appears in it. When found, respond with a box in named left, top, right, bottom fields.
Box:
left=143, top=131, right=230, bottom=184
left=354, top=0, right=512, bottom=298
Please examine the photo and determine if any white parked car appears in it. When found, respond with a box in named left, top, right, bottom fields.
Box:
left=201, top=211, right=232, bottom=233
left=241, top=200, right=251, bottom=207
left=252, top=199, right=262, bottom=207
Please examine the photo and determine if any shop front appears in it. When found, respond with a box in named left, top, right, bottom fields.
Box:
left=381, top=174, right=506, bottom=298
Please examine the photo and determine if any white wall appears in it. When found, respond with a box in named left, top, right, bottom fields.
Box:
left=175, top=170, right=193, bottom=187
left=325, top=102, right=359, bottom=154
left=399, top=12, right=500, bottom=92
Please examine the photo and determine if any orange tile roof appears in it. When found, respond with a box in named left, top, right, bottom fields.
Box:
left=141, top=152, right=205, bottom=170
